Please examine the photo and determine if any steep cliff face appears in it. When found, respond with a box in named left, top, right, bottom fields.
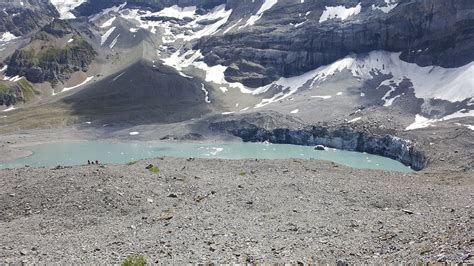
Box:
left=209, top=112, right=427, bottom=170
left=195, top=0, right=474, bottom=87
left=4, top=20, right=96, bottom=85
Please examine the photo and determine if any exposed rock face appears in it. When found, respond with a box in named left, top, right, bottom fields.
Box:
left=74, top=0, right=227, bottom=16
left=196, top=0, right=474, bottom=87
left=0, top=1, right=58, bottom=36
left=4, top=20, right=96, bottom=85
left=0, top=79, right=39, bottom=106
left=209, top=112, right=427, bottom=170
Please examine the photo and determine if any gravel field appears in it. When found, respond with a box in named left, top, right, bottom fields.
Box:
left=1, top=157, right=472, bottom=264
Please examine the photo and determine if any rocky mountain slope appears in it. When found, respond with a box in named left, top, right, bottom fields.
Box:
left=0, top=0, right=58, bottom=36
left=4, top=19, right=96, bottom=85
left=0, top=0, right=472, bottom=150
left=197, top=0, right=474, bottom=86
left=0, top=79, right=38, bottom=107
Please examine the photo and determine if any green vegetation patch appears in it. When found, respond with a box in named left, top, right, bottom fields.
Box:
left=37, top=47, right=63, bottom=62
left=239, top=171, right=247, bottom=176
left=149, top=166, right=160, bottom=173
left=0, top=83, right=9, bottom=93
left=18, top=79, right=39, bottom=100
left=122, top=255, right=146, bottom=266
left=127, top=161, right=138, bottom=166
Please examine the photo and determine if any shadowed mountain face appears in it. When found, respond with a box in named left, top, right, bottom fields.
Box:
left=61, top=61, right=212, bottom=124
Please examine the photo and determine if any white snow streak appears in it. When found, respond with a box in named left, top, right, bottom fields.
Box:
left=240, top=0, right=278, bottom=28
left=406, top=110, right=474, bottom=130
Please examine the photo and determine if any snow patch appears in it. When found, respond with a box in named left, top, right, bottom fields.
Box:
left=50, top=0, right=87, bottom=19
left=0, top=32, right=18, bottom=43
left=290, top=109, right=299, bottom=114
left=3, top=75, right=23, bottom=82
left=109, top=34, right=120, bottom=49
left=100, top=16, right=116, bottom=28
left=311, top=95, right=332, bottom=99
left=201, top=83, right=211, bottom=103
left=156, top=5, right=196, bottom=19
left=348, top=117, right=362, bottom=123
left=372, top=0, right=398, bottom=13
left=58, top=76, right=94, bottom=94
left=119, top=4, right=231, bottom=40
left=3, top=106, right=15, bottom=112
left=129, top=131, right=140, bottom=136
left=241, top=0, right=278, bottom=28
left=454, top=123, right=474, bottom=131
left=101, top=27, right=116, bottom=46
left=111, top=71, right=126, bottom=82
left=406, top=110, right=474, bottom=130
left=319, top=3, right=361, bottom=23
left=90, top=3, right=127, bottom=22
left=254, top=51, right=474, bottom=108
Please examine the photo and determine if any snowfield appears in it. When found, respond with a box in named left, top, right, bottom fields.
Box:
left=50, top=0, right=87, bottom=19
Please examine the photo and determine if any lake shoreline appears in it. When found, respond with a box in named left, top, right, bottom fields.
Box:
left=0, top=140, right=413, bottom=172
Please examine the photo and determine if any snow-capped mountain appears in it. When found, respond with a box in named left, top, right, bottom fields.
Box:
left=0, top=0, right=473, bottom=132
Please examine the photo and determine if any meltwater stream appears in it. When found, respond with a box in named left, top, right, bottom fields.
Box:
left=0, top=141, right=413, bottom=172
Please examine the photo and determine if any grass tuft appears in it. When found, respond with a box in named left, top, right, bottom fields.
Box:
left=149, top=166, right=160, bottom=173
left=122, top=255, right=146, bottom=266
left=239, top=171, right=247, bottom=176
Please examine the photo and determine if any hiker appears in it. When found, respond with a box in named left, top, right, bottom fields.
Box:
left=95, top=160, right=99, bottom=165
left=88, top=160, right=91, bottom=165
left=91, top=161, right=95, bottom=165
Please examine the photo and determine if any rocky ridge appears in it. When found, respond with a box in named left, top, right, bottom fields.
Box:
left=0, top=0, right=58, bottom=37
left=4, top=20, right=96, bottom=85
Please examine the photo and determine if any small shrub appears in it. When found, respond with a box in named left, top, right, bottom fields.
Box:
left=122, top=255, right=146, bottom=266
left=149, top=166, right=160, bottom=173
left=239, top=171, right=247, bottom=176
left=127, top=161, right=138, bottom=166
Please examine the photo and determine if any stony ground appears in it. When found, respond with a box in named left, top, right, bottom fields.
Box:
left=0, top=157, right=472, bottom=264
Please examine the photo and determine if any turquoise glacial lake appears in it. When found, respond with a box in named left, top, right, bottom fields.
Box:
left=0, top=141, right=413, bottom=172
